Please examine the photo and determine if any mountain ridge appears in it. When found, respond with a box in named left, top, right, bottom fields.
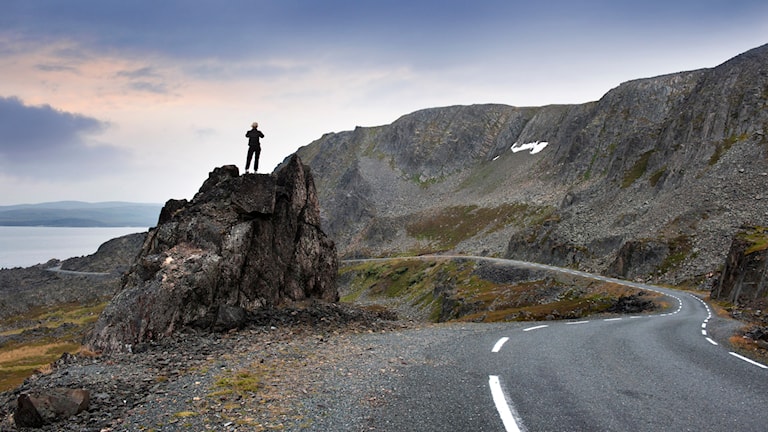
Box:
left=293, top=43, right=768, bottom=286
left=0, top=201, right=162, bottom=227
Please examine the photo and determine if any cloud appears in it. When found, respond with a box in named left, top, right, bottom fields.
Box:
left=0, top=96, right=129, bottom=178
left=35, top=64, right=79, bottom=73
left=115, top=67, right=171, bottom=94
left=127, top=81, right=169, bottom=94
left=116, top=66, right=159, bottom=79
left=4, top=1, right=767, bottom=77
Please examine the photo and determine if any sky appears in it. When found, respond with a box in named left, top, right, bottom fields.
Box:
left=0, top=1, right=766, bottom=206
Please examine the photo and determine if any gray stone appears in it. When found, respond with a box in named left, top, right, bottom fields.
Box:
left=14, top=388, right=90, bottom=428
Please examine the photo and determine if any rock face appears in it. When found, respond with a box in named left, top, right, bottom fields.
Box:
left=712, top=226, right=768, bottom=305
left=606, top=239, right=670, bottom=280
left=295, top=43, right=768, bottom=284
left=86, top=155, right=338, bottom=353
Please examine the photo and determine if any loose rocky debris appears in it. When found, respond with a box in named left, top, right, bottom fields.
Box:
left=0, top=301, right=402, bottom=431
left=606, top=292, right=657, bottom=314
left=723, top=298, right=768, bottom=360
left=744, top=326, right=768, bottom=349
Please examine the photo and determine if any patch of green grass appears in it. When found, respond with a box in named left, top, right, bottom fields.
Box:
left=341, top=260, right=445, bottom=301
left=709, top=133, right=749, bottom=166
left=210, top=368, right=261, bottom=398
left=0, top=342, right=82, bottom=392
left=658, top=235, right=693, bottom=274
left=649, top=166, right=667, bottom=187
left=621, top=150, right=655, bottom=188
left=583, top=143, right=618, bottom=181
left=583, top=149, right=600, bottom=180
left=740, top=226, right=768, bottom=255
left=405, top=203, right=554, bottom=250
left=0, top=301, right=108, bottom=392
left=1, top=301, right=107, bottom=335
left=340, top=259, right=470, bottom=320
left=339, top=259, right=663, bottom=324
left=409, top=172, right=444, bottom=187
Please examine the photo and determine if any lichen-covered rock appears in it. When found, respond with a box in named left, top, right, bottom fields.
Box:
left=86, top=155, right=338, bottom=353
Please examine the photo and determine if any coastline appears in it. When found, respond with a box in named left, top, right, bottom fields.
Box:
left=0, top=226, right=148, bottom=269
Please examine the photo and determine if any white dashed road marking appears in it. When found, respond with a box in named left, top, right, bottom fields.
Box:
left=523, top=325, right=548, bottom=332
left=492, top=337, right=509, bottom=353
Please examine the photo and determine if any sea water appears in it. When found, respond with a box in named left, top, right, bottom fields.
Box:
left=0, top=226, right=148, bottom=269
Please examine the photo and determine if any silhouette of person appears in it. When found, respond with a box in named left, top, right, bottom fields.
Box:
left=245, top=121, right=264, bottom=173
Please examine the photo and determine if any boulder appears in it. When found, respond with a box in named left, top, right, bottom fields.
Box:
left=86, top=155, right=338, bottom=353
left=14, top=388, right=90, bottom=428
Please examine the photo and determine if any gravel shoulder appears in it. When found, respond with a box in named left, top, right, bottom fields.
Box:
left=1, top=303, right=492, bottom=431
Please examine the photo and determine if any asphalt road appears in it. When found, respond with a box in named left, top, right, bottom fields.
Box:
left=357, top=257, right=768, bottom=432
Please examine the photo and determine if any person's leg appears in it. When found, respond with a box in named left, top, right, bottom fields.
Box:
left=246, top=147, right=255, bottom=172
left=254, top=147, right=261, bottom=172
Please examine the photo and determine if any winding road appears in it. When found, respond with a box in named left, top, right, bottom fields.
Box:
left=346, top=256, right=768, bottom=431
left=45, top=265, right=111, bottom=277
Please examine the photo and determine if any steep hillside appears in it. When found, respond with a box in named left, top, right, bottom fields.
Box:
left=295, top=43, right=768, bottom=285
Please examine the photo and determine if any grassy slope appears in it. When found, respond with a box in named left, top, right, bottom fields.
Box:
left=340, top=258, right=664, bottom=323
left=0, top=302, right=105, bottom=391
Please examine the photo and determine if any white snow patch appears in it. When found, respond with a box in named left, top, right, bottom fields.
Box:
left=511, top=141, right=549, bottom=154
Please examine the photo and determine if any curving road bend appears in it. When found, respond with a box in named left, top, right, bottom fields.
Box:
left=352, top=256, right=768, bottom=431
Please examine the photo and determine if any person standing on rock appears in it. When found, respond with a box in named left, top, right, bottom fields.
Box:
left=245, top=121, right=264, bottom=174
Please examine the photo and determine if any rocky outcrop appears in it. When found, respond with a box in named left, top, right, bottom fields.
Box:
left=86, top=155, right=338, bottom=353
left=606, top=239, right=670, bottom=280
left=60, top=232, right=146, bottom=274
left=712, top=226, right=768, bottom=305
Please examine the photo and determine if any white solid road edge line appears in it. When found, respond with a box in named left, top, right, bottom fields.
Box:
left=729, top=352, right=768, bottom=369
left=492, top=337, right=510, bottom=353
left=489, top=375, right=525, bottom=432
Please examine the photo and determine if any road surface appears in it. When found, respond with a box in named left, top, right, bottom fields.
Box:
left=346, top=256, right=768, bottom=431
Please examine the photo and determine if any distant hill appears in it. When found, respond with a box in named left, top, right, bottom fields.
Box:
left=0, top=201, right=162, bottom=227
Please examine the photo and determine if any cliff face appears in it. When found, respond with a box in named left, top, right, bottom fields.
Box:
left=296, top=43, right=768, bottom=284
left=712, top=226, right=768, bottom=305
left=87, top=155, right=338, bottom=353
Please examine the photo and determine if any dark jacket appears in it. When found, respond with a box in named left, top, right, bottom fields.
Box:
left=246, top=128, right=264, bottom=147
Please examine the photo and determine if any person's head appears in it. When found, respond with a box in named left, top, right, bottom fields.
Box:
left=251, top=122, right=259, bottom=128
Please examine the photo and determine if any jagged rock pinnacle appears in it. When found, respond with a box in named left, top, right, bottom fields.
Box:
left=87, top=155, right=338, bottom=353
